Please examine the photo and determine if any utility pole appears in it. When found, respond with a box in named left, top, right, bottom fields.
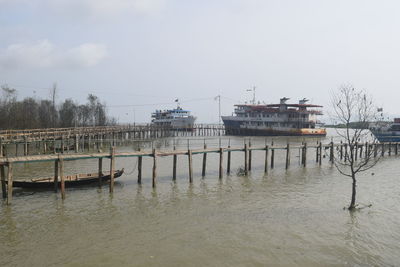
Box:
left=215, top=95, right=221, bottom=125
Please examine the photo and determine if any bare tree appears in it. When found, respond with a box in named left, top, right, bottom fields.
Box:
left=331, top=85, right=380, bottom=210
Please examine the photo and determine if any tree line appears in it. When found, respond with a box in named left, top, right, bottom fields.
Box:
left=0, top=85, right=116, bottom=130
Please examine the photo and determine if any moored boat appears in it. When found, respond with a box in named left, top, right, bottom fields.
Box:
left=8, top=169, right=124, bottom=189
left=370, top=118, right=400, bottom=142
left=151, top=101, right=196, bottom=130
left=222, top=97, right=326, bottom=136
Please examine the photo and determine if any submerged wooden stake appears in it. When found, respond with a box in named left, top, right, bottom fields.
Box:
left=202, top=144, right=207, bottom=177
left=1, top=165, right=6, bottom=199
left=264, top=145, right=269, bottom=173
left=173, top=146, right=177, bottom=180
left=59, top=159, right=65, bottom=200
left=248, top=141, right=252, bottom=171
left=285, top=143, right=290, bottom=169
left=138, top=148, right=142, bottom=184
left=54, top=159, right=59, bottom=192
left=152, top=148, right=157, bottom=188
left=7, top=163, right=13, bottom=205
left=219, top=147, right=223, bottom=179
left=188, top=149, right=193, bottom=183
left=109, top=147, right=115, bottom=193
left=98, top=157, right=103, bottom=187
left=227, top=146, right=231, bottom=174
left=244, top=144, right=248, bottom=174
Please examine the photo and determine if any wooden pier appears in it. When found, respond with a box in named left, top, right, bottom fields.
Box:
left=0, top=140, right=395, bottom=205
left=0, top=124, right=225, bottom=157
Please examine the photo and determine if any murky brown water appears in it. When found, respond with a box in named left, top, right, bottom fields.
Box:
left=1, top=129, right=400, bottom=266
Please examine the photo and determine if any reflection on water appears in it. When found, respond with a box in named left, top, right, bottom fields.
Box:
left=1, top=129, right=400, bottom=266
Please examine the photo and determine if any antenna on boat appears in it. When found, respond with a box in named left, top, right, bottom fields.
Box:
left=246, top=86, right=256, bottom=104
left=174, top=98, right=180, bottom=108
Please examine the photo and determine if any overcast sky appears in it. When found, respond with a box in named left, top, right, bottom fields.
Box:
left=1, top=0, right=400, bottom=123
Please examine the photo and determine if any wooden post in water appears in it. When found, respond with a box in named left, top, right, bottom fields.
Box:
left=374, top=143, right=378, bottom=158
left=188, top=149, right=193, bottom=183
left=244, top=143, right=249, bottom=174
left=1, top=165, right=6, bottom=199
left=219, top=147, right=223, bottom=179
left=264, top=145, right=269, bottom=173
left=75, top=134, right=79, bottom=153
left=138, top=148, right=142, bottom=184
left=202, top=144, right=207, bottom=177
left=227, top=146, right=231, bottom=174
left=98, top=158, right=103, bottom=187
left=270, top=142, right=275, bottom=169
left=303, top=143, right=307, bottom=167
left=388, top=142, right=392, bottom=156
left=173, top=146, right=177, bottom=180
left=344, top=144, right=348, bottom=162
left=59, top=159, right=65, bottom=199
left=54, top=159, right=59, bottom=192
left=0, top=139, right=2, bottom=158
left=285, top=143, right=290, bottom=169
left=319, top=142, right=322, bottom=166
left=6, top=163, right=13, bottom=205
left=381, top=143, right=385, bottom=157
left=316, top=141, right=319, bottom=163
left=329, top=141, right=334, bottom=162
left=109, top=147, right=115, bottom=193
left=340, top=141, right=343, bottom=160
left=152, top=148, right=157, bottom=188
left=395, top=142, right=398, bottom=155
left=359, top=143, right=363, bottom=158
left=248, top=141, right=252, bottom=171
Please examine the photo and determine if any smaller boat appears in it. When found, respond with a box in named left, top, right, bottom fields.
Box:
left=370, top=118, right=400, bottom=142
left=151, top=100, right=196, bottom=130
left=9, top=169, right=124, bottom=189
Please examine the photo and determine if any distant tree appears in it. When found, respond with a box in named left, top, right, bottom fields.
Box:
left=59, top=99, right=77, bottom=127
left=331, top=85, right=380, bottom=210
left=39, top=100, right=55, bottom=128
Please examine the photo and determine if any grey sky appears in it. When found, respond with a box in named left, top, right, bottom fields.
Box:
left=1, top=0, right=399, bottom=123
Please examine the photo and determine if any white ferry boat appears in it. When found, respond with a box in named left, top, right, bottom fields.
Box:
left=151, top=104, right=196, bottom=130
left=222, top=97, right=326, bottom=136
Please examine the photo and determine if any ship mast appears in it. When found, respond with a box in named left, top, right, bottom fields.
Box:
left=246, top=86, right=256, bottom=105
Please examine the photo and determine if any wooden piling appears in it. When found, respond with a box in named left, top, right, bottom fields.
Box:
left=152, top=148, right=157, bottom=188
left=264, top=145, right=269, bottom=173
left=59, top=159, right=65, bottom=199
left=319, top=142, right=322, bottom=166
left=388, top=142, right=392, bottom=156
left=109, top=147, right=115, bottom=193
left=188, top=149, right=193, bottom=183
left=329, top=141, right=334, bottom=162
left=316, top=141, right=319, bottom=163
left=340, top=141, right=343, bottom=160
left=202, top=144, right=207, bottom=176
left=227, top=146, right=231, bottom=174
left=219, top=147, right=223, bottom=179
left=244, top=144, right=249, bottom=174
left=98, top=158, right=103, bottom=187
left=248, top=141, right=252, bottom=171
left=138, top=148, right=142, bottom=184
left=6, top=163, right=13, bottom=205
left=285, top=143, right=290, bottom=169
left=54, top=160, right=59, bottom=192
left=173, top=146, right=177, bottom=180
left=355, top=142, right=358, bottom=161
left=270, top=144, right=275, bottom=169
left=302, top=143, right=307, bottom=167
left=381, top=143, right=385, bottom=157
left=1, top=165, right=6, bottom=199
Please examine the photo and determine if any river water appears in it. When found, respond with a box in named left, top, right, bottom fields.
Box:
left=1, top=129, right=400, bottom=266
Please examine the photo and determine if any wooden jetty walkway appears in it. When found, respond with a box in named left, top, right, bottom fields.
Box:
left=1, top=140, right=396, bottom=205
left=0, top=124, right=225, bottom=157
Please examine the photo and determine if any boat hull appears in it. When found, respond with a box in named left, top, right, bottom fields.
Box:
left=9, top=169, right=124, bottom=189
left=224, top=127, right=326, bottom=136
left=371, top=131, right=400, bottom=143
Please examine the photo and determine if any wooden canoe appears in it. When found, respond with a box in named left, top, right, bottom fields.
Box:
left=9, top=169, right=124, bottom=189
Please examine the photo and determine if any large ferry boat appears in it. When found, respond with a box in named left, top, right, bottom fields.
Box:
left=370, top=118, right=400, bottom=142
left=221, top=97, right=326, bottom=136
left=151, top=104, right=196, bottom=130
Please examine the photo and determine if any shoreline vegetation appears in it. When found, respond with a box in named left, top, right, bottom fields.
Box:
left=0, top=84, right=116, bottom=130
